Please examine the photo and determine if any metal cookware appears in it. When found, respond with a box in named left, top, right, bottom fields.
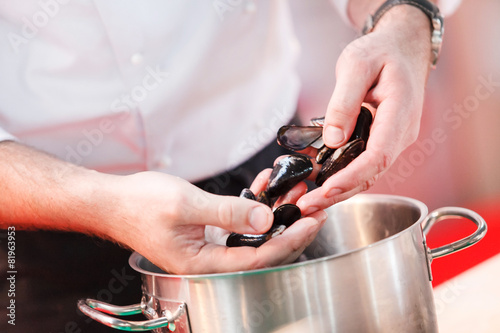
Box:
left=78, top=194, right=486, bottom=332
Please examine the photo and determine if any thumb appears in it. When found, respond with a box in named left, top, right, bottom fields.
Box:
left=185, top=189, right=273, bottom=234
left=324, top=86, right=365, bottom=149
left=324, top=41, right=380, bottom=148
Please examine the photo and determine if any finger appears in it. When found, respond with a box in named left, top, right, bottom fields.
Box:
left=273, top=181, right=308, bottom=207
left=249, top=168, right=272, bottom=194
left=184, top=188, right=273, bottom=235
left=297, top=182, right=365, bottom=216
left=296, top=147, right=389, bottom=215
left=191, top=210, right=328, bottom=274
left=323, top=40, right=383, bottom=148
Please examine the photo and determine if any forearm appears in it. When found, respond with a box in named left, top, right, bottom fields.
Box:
left=0, top=141, right=117, bottom=238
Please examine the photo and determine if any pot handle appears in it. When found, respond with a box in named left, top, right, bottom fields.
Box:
left=77, top=298, right=185, bottom=331
left=422, top=207, right=487, bottom=260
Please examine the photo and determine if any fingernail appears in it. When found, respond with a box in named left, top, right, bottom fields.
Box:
left=324, top=126, right=344, bottom=146
left=250, top=206, right=271, bottom=232
left=325, top=187, right=342, bottom=199
left=318, top=211, right=328, bottom=223
left=302, top=206, right=319, bottom=216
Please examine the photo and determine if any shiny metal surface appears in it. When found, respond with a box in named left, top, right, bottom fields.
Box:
left=80, top=194, right=487, bottom=332
left=422, top=206, right=487, bottom=259
left=77, top=298, right=185, bottom=331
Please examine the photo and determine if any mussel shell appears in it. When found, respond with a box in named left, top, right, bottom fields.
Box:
left=226, top=232, right=270, bottom=248
left=314, top=107, right=372, bottom=186
left=349, top=106, right=372, bottom=143
left=256, top=190, right=272, bottom=207
left=316, top=145, right=335, bottom=164
left=309, top=116, right=325, bottom=127
left=266, top=154, right=313, bottom=198
left=239, top=188, right=256, bottom=200
left=277, top=125, right=323, bottom=151
left=315, top=139, right=365, bottom=186
left=273, top=203, right=301, bottom=228
left=226, top=224, right=287, bottom=248
left=225, top=204, right=301, bottom=247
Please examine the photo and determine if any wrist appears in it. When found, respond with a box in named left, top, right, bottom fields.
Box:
left=360, top=0, right=443, bottom=68
left=59, top=168, right=121, bottom=239
left=377, top=6, right=434, bottom=72
left=79, top=171, right=137, bottom=246
left=93, top=172, right=158, bottom=252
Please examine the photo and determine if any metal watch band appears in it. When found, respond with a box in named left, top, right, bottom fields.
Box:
left=362, top=0, right=444, bottom=68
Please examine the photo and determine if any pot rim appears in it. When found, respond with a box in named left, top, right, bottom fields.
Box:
left=129, top=193, right=429, bottom=279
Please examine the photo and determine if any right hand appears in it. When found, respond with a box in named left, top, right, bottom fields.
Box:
left=105, top=170, right=327, bottom=275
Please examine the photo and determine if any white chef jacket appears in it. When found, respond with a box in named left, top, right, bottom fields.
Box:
left=0, top=0, right=460, bottom=182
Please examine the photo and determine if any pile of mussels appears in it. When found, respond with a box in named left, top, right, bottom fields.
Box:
left=226, top=106, right=372, bottom=247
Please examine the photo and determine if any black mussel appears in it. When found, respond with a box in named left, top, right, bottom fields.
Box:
left=314, top=107, right=372, bottom=186
left=239, top=188, right=256, bottom=200
left=277, top=125, right=323, bottom=151
left=315, top=138, right=365, bottom=186
left=226, top=225, right=286, bottom=248
left=226, top=204, right=301, bottom=248
left=316, top=107, right=372, bottom=165
left=256, top=190, right=271, bottom=207
left=309, top=116, right=325, bottom=127
left=226, top=231, right=269, bottom=248
left=266, top=155, right=313, bottom=198
left=316, top=144, right=335, bottom=164
left=350, top=106, right=372, bottom=143
left=273, top=203, right=301, bottom=228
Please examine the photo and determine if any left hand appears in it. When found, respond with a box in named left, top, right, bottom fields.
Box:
left=297, top=5, right=434, bottom=215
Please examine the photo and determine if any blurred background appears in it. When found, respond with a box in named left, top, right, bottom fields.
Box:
left=289, top=0, right=500, bottom=331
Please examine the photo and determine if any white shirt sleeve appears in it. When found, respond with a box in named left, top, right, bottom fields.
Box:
left=330, top=0, right=463, bottom=27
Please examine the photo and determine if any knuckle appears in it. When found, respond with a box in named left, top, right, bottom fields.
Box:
left=362, top=175, right=378, bottom=192
left=217, top=200, right=234, bottom=229
left=341, top=39, right=370, bottom=62
left=164, top=195, right=185, bottom=220
left=327, top=102, right=359, bottom=127
left=354, top=149, right=393, bottom=192
left=373, top=149, right=394, bottom=174
left=329, top=101, right=355, bottom=118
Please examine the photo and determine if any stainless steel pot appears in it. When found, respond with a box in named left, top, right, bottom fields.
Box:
left=78, top=194, right=487, bottom=332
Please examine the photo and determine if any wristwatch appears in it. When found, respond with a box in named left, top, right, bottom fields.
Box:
left=362, top=0, right=444, bottom=68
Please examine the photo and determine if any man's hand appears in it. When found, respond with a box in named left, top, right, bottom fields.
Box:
left=111, top=169, right=327, bottom=274
left=297, top=4, right=434, bottom=215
